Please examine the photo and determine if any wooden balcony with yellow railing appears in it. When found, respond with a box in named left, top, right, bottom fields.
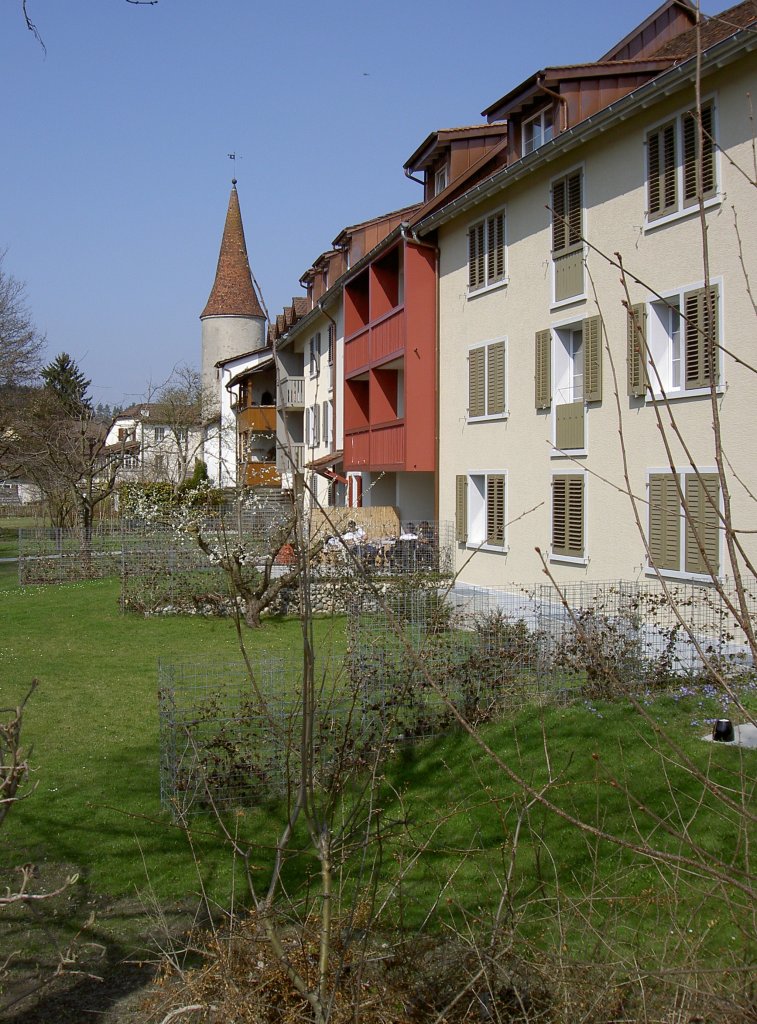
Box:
left=237, top=406, right=277, bottom=432
left=240, top=461, right=281, bottom=488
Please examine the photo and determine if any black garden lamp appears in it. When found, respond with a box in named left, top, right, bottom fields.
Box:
left=712, top=719, right=735, bottom=742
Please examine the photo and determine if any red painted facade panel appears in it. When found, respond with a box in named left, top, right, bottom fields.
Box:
left=343, top=239, right=436, bottom=475
left=371, top=308, right=405, bottom=362
left=344, top=329, right=370, bottom=374
left=370, top=421, right=405, bottom=467
left=346, top=429, right=370, bottom=466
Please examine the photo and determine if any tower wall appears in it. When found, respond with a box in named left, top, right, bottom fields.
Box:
left=201, top=314, right=266, bottom=416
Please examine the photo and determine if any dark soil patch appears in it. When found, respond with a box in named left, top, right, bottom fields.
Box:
left=0, top=862, right=206, bottom=1023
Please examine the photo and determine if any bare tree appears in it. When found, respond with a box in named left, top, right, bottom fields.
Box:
left=145, top=364, right=205, bottom=487
left=5, top=391, right=127, bottom=532
left=0, top=252, right=45, bottom=393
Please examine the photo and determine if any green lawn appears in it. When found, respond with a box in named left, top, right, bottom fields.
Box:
left=1, top=570, right=754, bottom=978
left=0, top=515, right=41, bottom=560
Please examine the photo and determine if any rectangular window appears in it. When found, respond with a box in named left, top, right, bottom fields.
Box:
left=468, top=339, right=506, bottom=420
left=434, top=164, right=449, bottom=195
left=153, top=426, right=165, bottom=442
left=540, top=316, right=602, bottom=450
left=644, top=283, right=719, bottom=395
left=646, top=102, right=717, bottom=223
left=309, top=332, right=321, bottom=377
left=322, top=401, right=331, bottom=449
left=648, top=471, right=720, bottom=577
left=467, top=209, right=506, bottom=292
left=551, top=170, right=583, bottom=302
left=466, top=472, right=507, bottom=549
left=522, top=106, right=554, bottom=156
left=552, top=474, right=585, bottom=560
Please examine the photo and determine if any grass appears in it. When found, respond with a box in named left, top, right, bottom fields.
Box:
left=0, top=515, right=41, bottom=560
left=0, top=571, right=343, bottom=903
left=1, top=570, right=755, bottom=982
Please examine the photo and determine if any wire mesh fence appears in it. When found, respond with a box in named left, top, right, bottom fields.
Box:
left=158, top=649, right=376, bottom=815
left=18, top=525, right=124, bottom=584
left=158, top=577, right=755, bottom=812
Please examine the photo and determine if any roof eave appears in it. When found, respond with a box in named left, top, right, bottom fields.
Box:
left=419, top=25, right=756, bottom=236
left=277, top=225, right=406, bottom=351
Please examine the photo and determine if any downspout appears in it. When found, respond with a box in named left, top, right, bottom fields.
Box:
left=536, top=76, right=568, bottom=133
left=404, top=166, right=425, bottom=187
left=401, top=224, right=441, bottom=524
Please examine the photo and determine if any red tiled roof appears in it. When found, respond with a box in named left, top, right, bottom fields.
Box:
left=201, top=182, right=265, bottom=320
left=651, top=0, right=757, bottom=57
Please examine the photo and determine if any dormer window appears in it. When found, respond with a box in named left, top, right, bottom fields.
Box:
left=522, top=106, right=554, bottom=156
left=434, top=164, right=449, bottom=196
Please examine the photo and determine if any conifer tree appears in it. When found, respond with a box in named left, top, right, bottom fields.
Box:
left=41, top=352, right=91, bottom=415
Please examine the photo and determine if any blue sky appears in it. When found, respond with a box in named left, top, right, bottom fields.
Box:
left=1, top=0, right=713, bottom=405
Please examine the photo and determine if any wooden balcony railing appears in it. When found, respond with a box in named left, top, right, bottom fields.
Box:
left=240, top=462, right=281, bottom=488
left=278, top=376, right=305, bottom=409
left=237, top=406, right=276, bottom=432
left=344, top=307, right=405, bottom=376
left=276, top=443, right=306, bottom=473
left=344, top=420, right=405, bottom=470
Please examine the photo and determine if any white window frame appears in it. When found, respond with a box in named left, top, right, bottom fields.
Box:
left=466, top=470, right=508, bottom=553
left=645, top=467, right=722, bottom=581
left=309, top=333, right=320, bottom=378
left=153, top=426, right=165, bottom=442
left=522, top=105, right=554, bottom=156
left=643, top=95, right=720, bottom=232
left=322, top=400, right=331, bottom=450
left=549, top=469, right=588, bottom=566
left=467, top=337, right=508, bottom=422
left=644, top=276, right=724, bottom=401
left=550, top=318, right=588, bottom=458
left=549, top=162, right=587, bottom=310
left=434, top=163, right=449, bottom=195
left=466, top=207, right=508, bottom=296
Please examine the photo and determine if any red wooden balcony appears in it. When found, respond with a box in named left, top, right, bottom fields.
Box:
left=344, top=307, right=405, bottom=376
left=344, top=420, right=405, bottom=471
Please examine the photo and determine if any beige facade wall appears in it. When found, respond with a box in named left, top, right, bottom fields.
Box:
left=280, top=302, right=344, bottom=509
left=437, top=57, right=757, bottom=589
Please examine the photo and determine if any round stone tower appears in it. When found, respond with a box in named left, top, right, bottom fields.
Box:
left=200, top=179, right=266, bottom=418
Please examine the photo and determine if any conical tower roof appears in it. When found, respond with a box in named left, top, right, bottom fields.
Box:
left=201, top=180, right=265, bottom=319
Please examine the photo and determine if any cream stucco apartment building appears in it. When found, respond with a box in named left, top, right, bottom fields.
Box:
left=413, top=0, right=757, bottom=589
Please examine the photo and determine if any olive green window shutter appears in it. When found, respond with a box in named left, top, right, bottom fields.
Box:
left=468, top=222, right=485, bottom=289
left=551, top=178, right=567, bottom=254
left=487, top=213, right=506, bottom=284
left=487, top=340, right=505, bottom=415
left=684, top=473, right=720, bottom=575
left=455, top=475, right=468, bottom=543
left=469, top=346, right=486, bottom=418
left=552, top=475, right=584, bottom=557
left=583, top=315, right=602, bottom=403
left=486, top=475, right=505, bottom=547
left=535, top=330, right=551, bottom=409
left=683, top=104, right=716, bottom=207
left=627, top=303, right=648, bottom=397
left=648, top=473, right=681, bottom=571
left=647, top=122, right=677, bottom=219
left=684, top=285, right=718, bottom=389
left=566, top=172, right=582, bottom=247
